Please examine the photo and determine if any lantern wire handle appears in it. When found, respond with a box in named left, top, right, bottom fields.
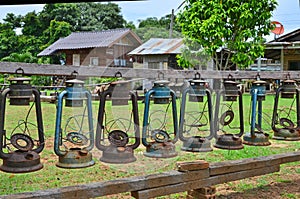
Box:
left=183, top=100, right=208, bottom=131
left=256, top=73, right=261, bottom=80
left=194, top=72, right=201, bottom=79
left=10, top=102, right=35, bottom=136
left=158, top=71, right=164, bottom=80
left=71, top=70, right=78, bottom=77
left=104, top=112, right=134, bottom=135
left=148, top=101, right=172, bottom=136
left=115, top=71, right=122, bottom=78
left=15, top=67, right=25, bottom=76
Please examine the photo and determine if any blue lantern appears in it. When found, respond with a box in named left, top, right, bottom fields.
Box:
left=243, top=79, right=271, bottom=146
left=142, top=80, right=178, bottom=158
left=54, top=79, right=95, bottom=168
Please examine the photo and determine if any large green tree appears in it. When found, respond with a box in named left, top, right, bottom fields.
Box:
left=39, top=3, right=125, bottom=32
left=178, top=0, right=278, bottom=69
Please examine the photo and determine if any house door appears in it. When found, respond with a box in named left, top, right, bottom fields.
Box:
left=73, top=54, right=80, bottom=66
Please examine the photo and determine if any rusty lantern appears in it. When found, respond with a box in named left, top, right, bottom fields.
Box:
left=0, top=76, right=44, bottom=173
left=54, top=79, right=95, bottom=168
left=142, top=80, right=178, bottom=158
left=214, top=79, right=244, bottom=150
left=243, top=80, right=271, bottom=146
left=96, top=80, right=140, bottom=164
left=272, top=79, right=300, bottom=140
left=179, top=76, right=214, bottom=152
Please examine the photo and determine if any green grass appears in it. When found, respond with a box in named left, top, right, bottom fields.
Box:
left=0, top=94, right=299, bottom=197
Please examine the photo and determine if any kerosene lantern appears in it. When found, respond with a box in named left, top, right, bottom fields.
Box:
left=142, top=80, right=178, bottom=158
left=95, top=79, right=140, bottom=164
left=271, top=77, right=300, bottom=140
left=179, top=74, right=214, bottom=152
left=54, top=78, right=95, bottom=168
left=243, top=77, right=271, bottom=146
left=214, top=78, right=244, bottom=150
left=0, top=71, right=44, bottom=173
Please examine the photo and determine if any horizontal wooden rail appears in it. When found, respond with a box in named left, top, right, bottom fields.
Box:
left=1, top=62, right=300, bottom=80
left=2, top=151, right=300, bottom=199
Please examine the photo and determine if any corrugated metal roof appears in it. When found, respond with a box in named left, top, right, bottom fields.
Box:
left=38, top=28, right=141, bottom=56
left=128, top=38, right=184, bottom=55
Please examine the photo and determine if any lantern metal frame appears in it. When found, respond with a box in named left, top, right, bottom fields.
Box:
left=179, top=78, right=214, bottom=152
left=95, top=80, right=140, bottom=164
left=214, top=80, right=244, bottom=150
left=54, top=79, right=95, bottom=168
left=271, top=79, right=300, bottom=140
left=0, top=76, right=44, bottom=173
left=142, top=80, right=178, bottom=158
left=243, top=79, right=271, bottom=146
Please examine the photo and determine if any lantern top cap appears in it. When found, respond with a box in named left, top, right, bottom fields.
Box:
left=66, top=79, right=84, bottom=84
left=190, top=79, right=206, bottom=84
left=283, top=79, right=296, bottom=83
left=9, top=77, right=31, bottom=82
left=224, top=80, right=238, bottom=85
left=253, top=80, right=267, bottom=84
left=154, top=80, right=170, bottom=85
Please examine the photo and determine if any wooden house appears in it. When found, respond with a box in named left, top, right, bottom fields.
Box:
left=38, top=28, right=142, bottom=67
left=254, top=28, right=300, bottom=71
left=128, top=38, right=185, bottom=70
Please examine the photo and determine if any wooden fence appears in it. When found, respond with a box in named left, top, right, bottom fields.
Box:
left=1, top=62, right=300, bottom=80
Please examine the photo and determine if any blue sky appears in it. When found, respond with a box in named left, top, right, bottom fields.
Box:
left=0, top=0, right=299, bottom=39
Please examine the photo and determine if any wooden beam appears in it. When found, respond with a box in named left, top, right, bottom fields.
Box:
left=131, top=165, right=280, bottom=199
left=1, top=170, right=209, bottom=199
left=3, top=151, right=300, bottom=199
left=209, top=151, right=300, bottom=176
left=1, top=62, right=300, bottom=80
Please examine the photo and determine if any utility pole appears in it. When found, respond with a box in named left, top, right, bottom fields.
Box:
left=169, top=9, right=174, bottom=38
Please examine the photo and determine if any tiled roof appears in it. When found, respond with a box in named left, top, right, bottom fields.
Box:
left=128, top=38, right=184, bottom=55
left=38, top=28, right=141, bottom=56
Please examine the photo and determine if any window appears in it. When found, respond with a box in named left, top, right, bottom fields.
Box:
left=288, top=61, right=300, bottom=70
left=148, top=62, right=160, bottom=69
left=90, top=57, right=99, bottom=66
left=72, top=54, right=80, bottom=66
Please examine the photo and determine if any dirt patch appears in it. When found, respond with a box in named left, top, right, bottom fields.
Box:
left=216, top=164, right=300, bottom=199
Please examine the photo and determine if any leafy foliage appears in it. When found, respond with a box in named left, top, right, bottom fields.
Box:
left=178, top=0, right=278, bottom=69
left=0, top=3, right=183, bottom=87
left=177, top=38, right=210, bottom=69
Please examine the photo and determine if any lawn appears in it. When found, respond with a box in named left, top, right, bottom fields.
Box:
left=0, top=93, right=299, bottom=198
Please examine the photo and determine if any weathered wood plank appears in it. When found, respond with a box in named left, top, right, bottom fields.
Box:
left=2, top=151, right=299, bottom=199
left=177, top=160, right=209, bottom=171
left=1, top=62, right=300, bottom=79
left=209, top=151, right=300, bottom=176
left=0, top=169, right=209, bottom=199
left=131, top=165, right=280, bottom=199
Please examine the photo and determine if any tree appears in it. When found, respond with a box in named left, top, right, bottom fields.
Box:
left=22, top=11, right=43, bottom=37
left=1, top=52, right=37, bottom=63
left=38, top=3, right=125, bottom=32
left=0, top=23, right=18, bottom=58
left=135, top=26, right=182, bottom=42
left=178, top=0, right=278, bottom=70
left=177, top=38, right=210, bottom=69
